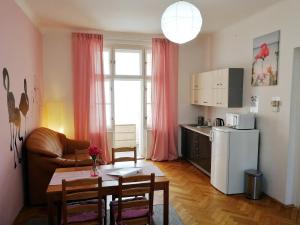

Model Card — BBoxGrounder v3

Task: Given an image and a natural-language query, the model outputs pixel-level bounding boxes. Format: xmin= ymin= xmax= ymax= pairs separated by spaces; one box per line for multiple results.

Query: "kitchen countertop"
xmin=180 ymin=124 xmax=212 ymax=137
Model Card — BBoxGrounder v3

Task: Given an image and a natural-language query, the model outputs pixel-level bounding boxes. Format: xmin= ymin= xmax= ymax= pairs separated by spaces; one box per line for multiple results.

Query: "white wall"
xmin=43 ymin=30 xmax=74 ymax=137
xmin=208 ymin=0 xmax=300 ymax=204
xmin=177 ymin=35 xmax=211 ymax=155
xmin=178 ymin=35 xmax=210 ymax=124
xmin=289 ymin=48 xmax=300 ymax=206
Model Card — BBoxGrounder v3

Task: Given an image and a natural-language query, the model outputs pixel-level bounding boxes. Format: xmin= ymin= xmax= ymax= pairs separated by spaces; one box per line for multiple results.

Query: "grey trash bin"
xmin=244 ymin=169 xmax=263 ymax=200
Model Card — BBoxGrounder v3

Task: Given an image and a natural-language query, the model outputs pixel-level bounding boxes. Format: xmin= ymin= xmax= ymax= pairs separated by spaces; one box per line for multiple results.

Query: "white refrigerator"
xmin=210 ymin=127 xmax=259 ymax=194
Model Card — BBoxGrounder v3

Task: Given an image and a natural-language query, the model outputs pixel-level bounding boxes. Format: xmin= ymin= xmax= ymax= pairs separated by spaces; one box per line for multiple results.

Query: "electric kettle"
xmin=215 ymin=118 xmax=225 ymax=126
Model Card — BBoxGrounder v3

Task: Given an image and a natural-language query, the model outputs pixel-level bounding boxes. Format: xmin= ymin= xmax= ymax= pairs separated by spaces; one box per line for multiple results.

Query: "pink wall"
xmin=0 ymin=0 xmax=42 ymax=224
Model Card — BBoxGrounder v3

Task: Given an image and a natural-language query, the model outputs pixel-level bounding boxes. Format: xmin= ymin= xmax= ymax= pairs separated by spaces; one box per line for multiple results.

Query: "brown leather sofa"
xmin=25 ymin=127 xmax=90 ymax=205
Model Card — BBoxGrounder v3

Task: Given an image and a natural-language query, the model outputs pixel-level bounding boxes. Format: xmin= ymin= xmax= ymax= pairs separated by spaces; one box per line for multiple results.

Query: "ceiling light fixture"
xmin=161 ymin=1 xmax=203 ymax=44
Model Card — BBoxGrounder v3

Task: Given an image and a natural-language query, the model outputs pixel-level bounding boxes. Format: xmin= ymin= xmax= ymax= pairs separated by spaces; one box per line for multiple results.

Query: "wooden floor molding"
xmin=14 ymin=160 xmax=300 ymax=225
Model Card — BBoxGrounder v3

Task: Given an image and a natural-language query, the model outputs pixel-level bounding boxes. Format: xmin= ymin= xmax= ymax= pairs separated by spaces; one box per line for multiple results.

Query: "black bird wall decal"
xmin=2 ymin=68 xmax=28 ymax=168
xmin=19 ymin=79 xmax=29 ymax=136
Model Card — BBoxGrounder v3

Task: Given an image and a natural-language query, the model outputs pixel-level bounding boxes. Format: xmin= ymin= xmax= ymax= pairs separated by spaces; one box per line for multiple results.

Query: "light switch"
xmin=271 ymin=97 xmax=280 ymax=112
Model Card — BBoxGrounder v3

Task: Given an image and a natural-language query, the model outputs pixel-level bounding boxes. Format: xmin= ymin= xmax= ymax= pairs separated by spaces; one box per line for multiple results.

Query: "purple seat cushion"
xmin=110 ymin=197 xmax=150 ymax=220
xmin=63 ymin=199 xmax=105 ymax=224
xmin=67 ymin=211 xmax=98 ymax=223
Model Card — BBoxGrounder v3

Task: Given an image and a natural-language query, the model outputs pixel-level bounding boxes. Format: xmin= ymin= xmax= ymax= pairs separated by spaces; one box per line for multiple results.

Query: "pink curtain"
xmin=151 ymin=38 xmax=179 ymax=161
xmin=72 ymin=33 xmax=110 ymax=162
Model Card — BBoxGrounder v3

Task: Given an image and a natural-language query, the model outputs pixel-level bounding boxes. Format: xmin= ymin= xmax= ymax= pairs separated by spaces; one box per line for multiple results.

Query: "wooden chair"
xmin=62 ymin=177 xmax=106 ymax=225
xmin=109 ymin=173 xmax=155 ymax=225
xmin=111 ymin=147 xmax=137 ymax=165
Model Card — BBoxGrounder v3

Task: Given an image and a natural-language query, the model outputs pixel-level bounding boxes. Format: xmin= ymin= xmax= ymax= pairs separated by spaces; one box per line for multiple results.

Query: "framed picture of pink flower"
xmin=252 ymin=30 xmax=280 ymax=86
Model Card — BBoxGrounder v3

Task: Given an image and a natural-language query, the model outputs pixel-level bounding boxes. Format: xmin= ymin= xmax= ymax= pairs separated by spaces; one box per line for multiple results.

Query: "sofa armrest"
xmin=48 ymin=157 xmax=93 ymax=168
xmin=47 ymin=157 xmax=78 ymax=167
xmin=64 ymin=138 xmax=90 ymax=155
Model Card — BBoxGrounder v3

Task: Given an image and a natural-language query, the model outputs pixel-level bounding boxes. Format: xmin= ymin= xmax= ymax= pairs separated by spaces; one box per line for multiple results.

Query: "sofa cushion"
xmin=26 ymin=127 xmax=64 ymax=157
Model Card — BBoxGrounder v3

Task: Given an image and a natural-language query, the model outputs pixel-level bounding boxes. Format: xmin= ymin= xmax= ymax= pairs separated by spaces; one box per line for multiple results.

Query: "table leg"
xmin=48 ymin=194 xmax=54 ymax=225
xmin=163 ymin=182 xmax=169 ymax=225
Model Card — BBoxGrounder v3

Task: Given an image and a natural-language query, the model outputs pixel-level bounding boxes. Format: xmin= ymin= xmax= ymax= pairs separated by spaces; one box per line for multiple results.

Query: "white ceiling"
xmin=16 ymin=0 xmax=282 ymax=34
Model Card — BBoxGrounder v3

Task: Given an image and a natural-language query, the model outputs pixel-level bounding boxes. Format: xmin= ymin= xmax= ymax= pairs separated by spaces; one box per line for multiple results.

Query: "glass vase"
xmin=90 ymin=159 xmax=98 ymax=177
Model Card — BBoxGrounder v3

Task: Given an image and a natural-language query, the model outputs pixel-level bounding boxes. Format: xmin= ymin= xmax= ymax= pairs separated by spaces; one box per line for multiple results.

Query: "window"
xmin=115 ymin=49 xmax=142 ymax=76
xmin=146 ymin=80 xmax=152 ymax=128
xmin=145 ymin=49 xmax=152 ymax=128
xmin=103 ymin=49 xmax=111 ymax=75
xmin=104 ymin=80 xmax=112 ymax=128
xmin=101 ymin=47 xmax=152 ymax=156
xmin=103 ymin=49 xmax=112 ymax=129
xmin=146 ymin=49 xmax=152 ymax=76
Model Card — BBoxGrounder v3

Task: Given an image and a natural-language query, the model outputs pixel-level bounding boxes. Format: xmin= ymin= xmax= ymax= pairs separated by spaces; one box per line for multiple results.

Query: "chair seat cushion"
xmin=110 ymin=197 xmax=150 ymax=220
xmin=67 ymin=211 xmax=98 ymax=223
xmin=63 ymin=199 xmax=105 ymax=224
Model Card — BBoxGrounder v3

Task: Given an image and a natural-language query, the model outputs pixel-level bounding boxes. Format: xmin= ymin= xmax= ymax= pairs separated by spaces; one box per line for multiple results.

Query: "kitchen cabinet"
xmin=191 ymin=68 xmax=244 ymax=108
xmin=181 ymin=126 xmax=211 ymax=175
xmin=192 ymin=74 xmax=199 ymax=89
xmin=212 ymin=69 xmax=229 ymax=89
xmin=191 ymin=89 xmax=199 ymax=105
xmin=191 ymin=72 xmax=213 ymax=106
xmin=191 ymin=74 xmax=199 ymax=104
xmin=212 ymin=89 xmax=228 ymax=107
xmin=199 ymin=89 xmax=212 ymax=106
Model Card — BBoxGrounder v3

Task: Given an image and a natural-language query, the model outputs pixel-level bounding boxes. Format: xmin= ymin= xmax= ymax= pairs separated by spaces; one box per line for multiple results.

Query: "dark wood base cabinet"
xmin=181 ymin=127 xmax=211 ymax=175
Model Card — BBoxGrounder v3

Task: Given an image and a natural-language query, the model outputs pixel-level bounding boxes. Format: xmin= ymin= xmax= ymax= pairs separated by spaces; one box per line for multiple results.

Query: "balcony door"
xmin=103 ymin=47 xmax=152 ymax=157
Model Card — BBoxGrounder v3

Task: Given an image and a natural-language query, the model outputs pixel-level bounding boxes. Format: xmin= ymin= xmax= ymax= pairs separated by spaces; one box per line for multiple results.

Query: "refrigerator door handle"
xmin=210 ymin=130 xmax=214 ymax=142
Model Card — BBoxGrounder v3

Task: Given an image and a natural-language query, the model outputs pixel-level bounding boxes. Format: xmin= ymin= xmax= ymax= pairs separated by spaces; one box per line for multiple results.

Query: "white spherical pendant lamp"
xmin=161 ymin=1 xmax=203 ymax=44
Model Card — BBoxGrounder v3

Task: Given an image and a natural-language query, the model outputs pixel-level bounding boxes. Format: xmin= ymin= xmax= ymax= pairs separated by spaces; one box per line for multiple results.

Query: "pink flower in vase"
xmin=88 ymin=145 xmax=102 ymax=177
xmin=88 ymin=145 xmax=101 ymax=160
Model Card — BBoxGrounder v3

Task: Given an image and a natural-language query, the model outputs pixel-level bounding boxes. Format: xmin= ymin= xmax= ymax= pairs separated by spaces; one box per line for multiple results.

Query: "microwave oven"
xmin=225 ymin=113 xmax=255 ymax=129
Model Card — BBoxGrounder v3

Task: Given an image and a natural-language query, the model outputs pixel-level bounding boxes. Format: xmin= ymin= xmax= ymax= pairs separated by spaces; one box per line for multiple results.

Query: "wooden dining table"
xmin=46 ymin=161 xmax=170 ymax=225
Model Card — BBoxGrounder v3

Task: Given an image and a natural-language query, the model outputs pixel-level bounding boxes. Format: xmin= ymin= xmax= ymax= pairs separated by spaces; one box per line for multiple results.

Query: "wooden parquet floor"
xmin=154 ymin=160 xmax=300 ymax=225
xmin=14 ymin=160 xmax=300 ymax=225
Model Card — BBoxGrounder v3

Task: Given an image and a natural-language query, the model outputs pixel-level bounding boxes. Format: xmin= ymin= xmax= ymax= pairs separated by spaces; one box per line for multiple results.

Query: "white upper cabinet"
xmin=192 ymin=74 xmax=199 ymax=89
xmin=212 ymin=89 xmax=228 ymax=107
xmin=213 ymin=69 xmax=229 ymax=89
xmin=191 ymin=74 xmax=199 ymax=104
xmin=191 ymin=68 xmax=244 ymax=108
xmin=191 ymin=89 xmax=199 ymax=105
xmin=198 ymin=72 xmax=213 ymax=106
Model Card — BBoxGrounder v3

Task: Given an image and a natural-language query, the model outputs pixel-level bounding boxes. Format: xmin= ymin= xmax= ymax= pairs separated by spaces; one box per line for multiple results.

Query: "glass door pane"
xmin=115 ymin=49 xmax=142 ymax=76
xmin=114 ymin=80 xmax=143 ymax=156
xmin=103 ymin=49 xmax=111 ymax=76
xmin=146 ymin=49 xmax=152 ymax=76
xmin=104 ymin=80 xmax=112 ymax=129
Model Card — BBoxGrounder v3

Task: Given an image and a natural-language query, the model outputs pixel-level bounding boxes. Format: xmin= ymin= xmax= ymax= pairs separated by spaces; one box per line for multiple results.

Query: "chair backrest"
xmin=117 ymin=173 xmax=155 ymax=224
xmin=62 ymin=177 xmax=103 ymax=225
xmin=112 ymin=147 xmax=137 ymax=165
xmin=75 ymin=149 xmax=92 ymax=167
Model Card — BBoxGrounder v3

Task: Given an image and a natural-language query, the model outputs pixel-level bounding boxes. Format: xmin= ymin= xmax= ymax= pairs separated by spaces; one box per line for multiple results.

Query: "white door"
xmin=211 ymin=129 xmax=230 ymax=194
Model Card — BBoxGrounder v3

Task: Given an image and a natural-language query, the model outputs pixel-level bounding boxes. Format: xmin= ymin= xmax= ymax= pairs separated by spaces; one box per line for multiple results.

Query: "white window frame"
xmin=104 ymin=45 xmax=152 ymax=130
